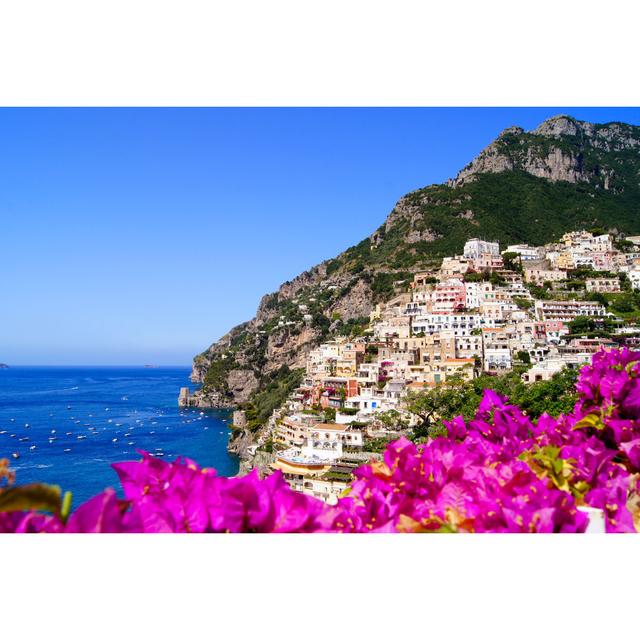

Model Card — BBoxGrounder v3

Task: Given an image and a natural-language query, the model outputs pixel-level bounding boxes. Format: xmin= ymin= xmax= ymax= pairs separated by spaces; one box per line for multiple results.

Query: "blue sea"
xmin=0 ymin=367 xmax=239 ymax=504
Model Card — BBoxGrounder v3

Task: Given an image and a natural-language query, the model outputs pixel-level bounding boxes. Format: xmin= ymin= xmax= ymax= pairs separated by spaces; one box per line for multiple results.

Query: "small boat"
xmin=121 ymin=396 xmax=128 ymax=401
xmin=67 ymin=406 xmax=72 ymax=410
xmin=29 ymin=445 xmax=36 ymax=450
xmin=19 ymin=437 xmax=29 ymax=442
xmin=112 ymin=438 xmax=118 ymax=443
xmin=11 ymin=452 xmax=19 ymax=459
xmin=63 ymin=449 xmax=71 ymax=453
xmin=77 ymin=435 xmax=87 ymax=440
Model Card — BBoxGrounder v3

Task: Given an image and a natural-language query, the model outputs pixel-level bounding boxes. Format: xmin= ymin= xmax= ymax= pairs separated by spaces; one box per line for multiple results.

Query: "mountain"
xmin=186 ymin=114 xmax=640 ymax=427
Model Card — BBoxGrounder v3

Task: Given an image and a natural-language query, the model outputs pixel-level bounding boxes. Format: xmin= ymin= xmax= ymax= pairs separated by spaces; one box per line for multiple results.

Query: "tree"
xmin=517 ymin=350 xmax=531 ymax=365
xmin=610 ymin=293 xmax=636 ymax=314
xmin=405 ymin=375 xmax=475 ymax=440
xmin=584 ymin=291 xmax=608 ymax=307
xmin=513 ymin=297 xmax=533 ymax=310
xmin=502 ymin=251 xmax=522 ymax=272
xmin=323 ymin=407 xmax=337 ymax=423
xmin=463 ymin=271 xmax=484 ymax=283
xmin=376 ymin=409 xmax=410 ymax=430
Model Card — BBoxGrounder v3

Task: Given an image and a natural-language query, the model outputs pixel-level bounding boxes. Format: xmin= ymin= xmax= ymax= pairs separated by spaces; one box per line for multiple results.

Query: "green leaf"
xmin=60 ymin=491 xmax=73 ymax=522
xmin=0 ymin=483 xmax=62 ymax=514
xmin=573 ymin=413 xmax=605 ymax=431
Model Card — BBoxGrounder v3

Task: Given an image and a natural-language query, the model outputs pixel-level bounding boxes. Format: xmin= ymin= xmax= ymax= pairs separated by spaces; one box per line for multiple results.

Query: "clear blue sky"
xmin=2 ymin=107 xmax=639 ymax=365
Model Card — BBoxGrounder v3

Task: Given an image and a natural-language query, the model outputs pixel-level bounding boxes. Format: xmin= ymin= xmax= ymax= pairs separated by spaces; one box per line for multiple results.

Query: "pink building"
xmin=432 ymin=279 xmax=467 ymax=312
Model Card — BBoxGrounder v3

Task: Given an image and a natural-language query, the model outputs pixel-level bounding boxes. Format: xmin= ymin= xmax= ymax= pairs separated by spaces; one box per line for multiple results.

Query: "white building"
xmin=463 ymin=238 xmax=500 ymax=259
xmin=534 ymin=300 xmax=607 ymax=322
xmin=411 ymin=313 xmax=500 ymax=336
xmin=628 ymin=269 xmax=640 ymax=290
xmin=483 ymin=345 xmax=512 ymax=372
xmin=505 ymin=244 xmax=542 ymax=261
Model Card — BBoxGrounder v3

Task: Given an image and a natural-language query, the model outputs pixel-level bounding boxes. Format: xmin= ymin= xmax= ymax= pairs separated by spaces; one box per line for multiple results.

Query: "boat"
xmin=63 ymin=449 xmax=71 ymax=453
xmin=11 ymin=452 xmax=19 ymax=459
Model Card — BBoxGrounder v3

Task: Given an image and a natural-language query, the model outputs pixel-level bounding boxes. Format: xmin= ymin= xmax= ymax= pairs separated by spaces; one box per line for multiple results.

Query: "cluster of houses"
xmin=255 ymin=232 xmax=640 ymax=504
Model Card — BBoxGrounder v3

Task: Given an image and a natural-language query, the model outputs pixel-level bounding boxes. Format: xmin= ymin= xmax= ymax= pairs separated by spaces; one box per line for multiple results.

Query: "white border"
xmin=3 ymin=534 xmax=640 ymax=637
xmin=0 ymin=0 xmax=637 ymax=105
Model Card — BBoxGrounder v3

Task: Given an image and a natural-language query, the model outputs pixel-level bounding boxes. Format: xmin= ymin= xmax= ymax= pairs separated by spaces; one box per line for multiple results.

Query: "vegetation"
xmin=335 ymin=316 xmax=369 ymax=337
xmin=405 ymin=368 xmax=579 ymax=441
xmin=363 ymin=436 xmax=397 ymax=453
xmin=567 ymin=315 xmax=619 ymax=338
xmin=242 ymin=366 xmax=304 ymax=431
xmin=323 ymin=407 xmax=337 ymax=423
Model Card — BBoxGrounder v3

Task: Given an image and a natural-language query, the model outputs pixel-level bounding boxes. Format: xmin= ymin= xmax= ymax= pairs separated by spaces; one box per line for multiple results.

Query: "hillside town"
xmin=233 ymin=230 xmax=640 ymax=504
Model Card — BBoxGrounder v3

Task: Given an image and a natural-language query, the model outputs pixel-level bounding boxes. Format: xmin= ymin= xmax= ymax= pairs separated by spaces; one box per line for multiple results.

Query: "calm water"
xmin=0 ymin=367 xmax=238 ymax=504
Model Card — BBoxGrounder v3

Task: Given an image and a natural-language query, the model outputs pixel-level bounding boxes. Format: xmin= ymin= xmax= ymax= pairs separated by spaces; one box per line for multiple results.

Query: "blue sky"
xmin=2 ymin=107 xmax=640 ymax=365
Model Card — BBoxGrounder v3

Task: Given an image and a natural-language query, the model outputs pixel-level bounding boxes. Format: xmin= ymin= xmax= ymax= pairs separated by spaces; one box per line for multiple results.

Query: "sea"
xmin=0 ymin=367 xmax=239 ymax=504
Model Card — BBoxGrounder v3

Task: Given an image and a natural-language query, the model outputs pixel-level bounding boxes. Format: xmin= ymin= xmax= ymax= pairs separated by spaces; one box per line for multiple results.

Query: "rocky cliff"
xmin=187 ymin=115 xmax=640 ymax=426
xmin=453 ymin=115 xmax=639 ymax=189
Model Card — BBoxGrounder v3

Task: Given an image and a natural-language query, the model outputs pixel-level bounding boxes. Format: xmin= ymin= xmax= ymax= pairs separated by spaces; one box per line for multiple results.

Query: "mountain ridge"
xmin=186 ymin=115 xmax=640 ymax=425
